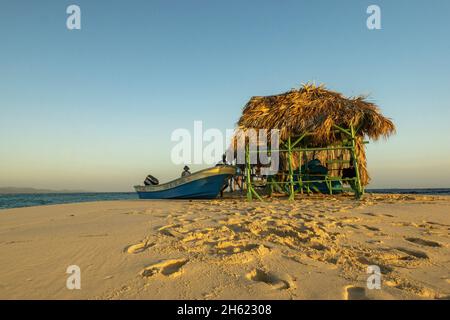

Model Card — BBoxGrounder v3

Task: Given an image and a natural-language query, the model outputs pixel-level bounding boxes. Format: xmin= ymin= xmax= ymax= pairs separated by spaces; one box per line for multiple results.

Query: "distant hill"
xmin=0 ymin=187 xmax=89 ymax=194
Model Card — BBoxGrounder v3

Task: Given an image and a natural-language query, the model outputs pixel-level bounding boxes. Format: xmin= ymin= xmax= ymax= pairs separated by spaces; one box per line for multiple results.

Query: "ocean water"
xmin=0 ymin=189 xmax=449 ymax=210
xmin=0 ymin=192 xmax=138 ymax=210
xmin=366 ymin=188 xmax=450 ymax=195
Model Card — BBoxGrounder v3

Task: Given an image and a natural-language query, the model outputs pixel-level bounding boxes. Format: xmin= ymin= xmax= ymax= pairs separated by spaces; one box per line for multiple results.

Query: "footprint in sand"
xmin=5 ymin=240 xmax=32 ymax=245
xmin=405 ymin=237 xmax=442 ymax=247
xmin=140 ymin=258 xmax=188 ymax=278
xmin=361 ymin=212 xmax=377 ymax=217
xmin=385 ymin=278 xmax=438 ymax=298
xmin=80 ymin=233 xmax=109 ymax=238
xmin=215 ymin=242 xmax=259 ymax=255
xmin=395 ymin=247 xmax=429 ymax=260
xmin=426 ymin=221 xmax=449 ymax=227
xmin=362 ymin=225 xmax=381 ymax=232
xmin=391 ymin=221 xmax=413 ymax=227
xmin=246 ymin=268 xmax=291 ymax=290
xmin=125 ymin=240 xmax=154 ymax=254
xmin=158 ymin=224 xmax=184 ymax=237
xmin=344 ymin=286 xmax=369 ymax=300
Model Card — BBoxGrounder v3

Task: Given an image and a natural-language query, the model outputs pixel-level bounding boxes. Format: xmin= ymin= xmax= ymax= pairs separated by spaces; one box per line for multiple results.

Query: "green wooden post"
xmin=268 ymin=176 xmax=273 ymax=197
xmin=287 ymin=136 xmax=295 ymax=200
xmin=298 ymin=152 xmax=304 ymax=194
xmin=326 ymin=178 xmax=332 ymax=195
xmin=245 ymin=143 xmax=252 ymax=201
xmin=350 ymin=126 xmax=363 ymax=199
xmin=267 ymin=147 xmax=273 ymax=197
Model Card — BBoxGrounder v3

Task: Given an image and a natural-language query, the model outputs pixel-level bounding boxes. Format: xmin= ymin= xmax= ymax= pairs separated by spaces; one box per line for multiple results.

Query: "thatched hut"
xmin=232 ymin=83 xmax=395 ymax=199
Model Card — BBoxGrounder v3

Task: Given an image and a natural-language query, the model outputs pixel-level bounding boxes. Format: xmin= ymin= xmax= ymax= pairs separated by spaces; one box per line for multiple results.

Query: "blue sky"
xmin=1 ymin=0 xmax=449 ymax=191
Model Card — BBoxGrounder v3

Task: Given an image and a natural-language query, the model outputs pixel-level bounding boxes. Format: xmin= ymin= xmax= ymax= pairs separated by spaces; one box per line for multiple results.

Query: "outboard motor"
xmin=144 ymin=174 xmax=159 ymax=186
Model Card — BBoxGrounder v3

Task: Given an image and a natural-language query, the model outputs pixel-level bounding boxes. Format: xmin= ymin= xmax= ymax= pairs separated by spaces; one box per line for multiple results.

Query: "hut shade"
xmin=234 ymin=83 xmax=396 ymax=186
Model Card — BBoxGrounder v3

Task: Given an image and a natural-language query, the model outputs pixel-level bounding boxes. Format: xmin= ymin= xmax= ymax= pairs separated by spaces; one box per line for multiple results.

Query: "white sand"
xmin=0 ymin=194 xmax=449 ymax=300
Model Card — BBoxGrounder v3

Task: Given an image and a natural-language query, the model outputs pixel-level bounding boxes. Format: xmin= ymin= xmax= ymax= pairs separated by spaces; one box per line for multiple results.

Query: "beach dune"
xmin=0 ymin=194 xmax=449 ymax=300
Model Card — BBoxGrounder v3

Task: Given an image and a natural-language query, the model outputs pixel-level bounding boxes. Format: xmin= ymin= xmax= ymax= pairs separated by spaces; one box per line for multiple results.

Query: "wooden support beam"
xmin=245 ymin=143 xmax=252 ymax=201
xmin=332 ymin=124 xmax=352 ymax=137
xmin=350 ymin=125 xmax=363 ymax=199
xmin=287 ymin=136 xmax=295 ymax=200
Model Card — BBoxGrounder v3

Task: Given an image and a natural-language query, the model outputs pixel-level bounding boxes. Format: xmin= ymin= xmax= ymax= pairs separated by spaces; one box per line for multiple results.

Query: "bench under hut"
xmin=232 ymin=83 xmax=396 ymax=200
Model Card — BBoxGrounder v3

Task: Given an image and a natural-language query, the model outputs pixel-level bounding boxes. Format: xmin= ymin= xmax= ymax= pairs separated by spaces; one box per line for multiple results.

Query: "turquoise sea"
xmin=0 ymin=189 xmax=449 ymax=210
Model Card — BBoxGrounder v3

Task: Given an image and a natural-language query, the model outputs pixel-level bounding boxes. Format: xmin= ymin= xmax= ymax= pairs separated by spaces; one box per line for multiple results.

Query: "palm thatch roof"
xmin=237 ymin=83 xmax=395 ymax=144
xmin=234 ymin=83 xmax=396 ymax=186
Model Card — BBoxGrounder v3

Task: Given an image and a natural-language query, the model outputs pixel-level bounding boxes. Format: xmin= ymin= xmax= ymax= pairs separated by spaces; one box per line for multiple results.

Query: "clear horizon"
xmin=1 ymin=0 xmax=450 ymax=192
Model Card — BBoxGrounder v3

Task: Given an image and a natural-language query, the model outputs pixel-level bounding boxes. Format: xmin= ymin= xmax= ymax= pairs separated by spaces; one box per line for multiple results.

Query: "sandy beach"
xmin=0 ymin=194 xmax=449 ymax=300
